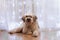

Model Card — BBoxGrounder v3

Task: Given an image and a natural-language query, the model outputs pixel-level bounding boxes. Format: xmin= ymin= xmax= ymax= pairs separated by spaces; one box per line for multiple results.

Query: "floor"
xmin=0 ymin=30 xmax=59 ymax=40
xmin=0 ymin=30 xmax=41 ymax=40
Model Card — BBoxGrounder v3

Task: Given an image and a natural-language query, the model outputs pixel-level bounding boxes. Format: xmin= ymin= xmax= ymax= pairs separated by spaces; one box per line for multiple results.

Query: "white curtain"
xmin=0 ymin=0 xmax=60 ymax=40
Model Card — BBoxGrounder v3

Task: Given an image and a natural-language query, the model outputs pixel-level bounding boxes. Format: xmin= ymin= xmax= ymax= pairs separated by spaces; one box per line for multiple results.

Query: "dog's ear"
xmin=22 ymin=16 xmax=25 ymax=22
xmin=33 ymin=15 xmax=37 ymax=21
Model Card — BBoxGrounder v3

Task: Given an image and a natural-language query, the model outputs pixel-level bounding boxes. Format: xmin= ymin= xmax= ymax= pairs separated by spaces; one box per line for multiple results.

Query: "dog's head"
xmin=22 ymin=15 xmax=37 ymax=23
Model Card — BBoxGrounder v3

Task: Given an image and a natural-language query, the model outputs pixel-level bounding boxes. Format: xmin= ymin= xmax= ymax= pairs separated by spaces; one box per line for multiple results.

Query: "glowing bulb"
xmin=56 ymin=23 xmax=60 ymax=28
xmin=36 ymin=2 xmax=39 ymax=5
xmin=13 ymin=11 xmax=15 ymax=15
xmin=19 ymin=9 xmax=21 ymax=12
xmin=13 ymin=3 xmax=15 ymax=7
xmin=12 ymin=0 xmax=15 ymax=7
xmin=23 ymin=1 xmax=26 ymax=4
xmin=57 ymin=31 xmax=60 ymax=37
xmin=19 ymin=16 xmax=21 ymax=18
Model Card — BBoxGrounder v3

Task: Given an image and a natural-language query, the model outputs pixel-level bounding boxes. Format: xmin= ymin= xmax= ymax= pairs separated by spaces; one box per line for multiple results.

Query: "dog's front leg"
xmin=9 ymin=27 xmax=22 ymax=34
xmin=22 ymin=27 xmax=28 ymax=34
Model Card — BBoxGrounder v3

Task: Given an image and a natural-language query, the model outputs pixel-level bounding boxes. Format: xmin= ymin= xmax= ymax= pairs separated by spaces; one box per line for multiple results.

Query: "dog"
xmin=9 ymin=14 xmax=40 ymax=37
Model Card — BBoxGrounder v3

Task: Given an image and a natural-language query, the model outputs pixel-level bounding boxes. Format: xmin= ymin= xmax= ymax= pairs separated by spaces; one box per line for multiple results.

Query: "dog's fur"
xmin=9 ymin=14 xmax=40 ymax=37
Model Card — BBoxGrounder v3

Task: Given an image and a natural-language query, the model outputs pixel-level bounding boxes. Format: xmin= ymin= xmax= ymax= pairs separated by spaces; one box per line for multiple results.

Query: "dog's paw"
xmin=8 ymin=30 xmax=16 ymax=34
xmin=26 ymin=32 xmax=32 ymax=35
xmin=32 ymin=31 xmax=39 ymax=37
xmin=8 ymin=31 xmax=14 ymax=34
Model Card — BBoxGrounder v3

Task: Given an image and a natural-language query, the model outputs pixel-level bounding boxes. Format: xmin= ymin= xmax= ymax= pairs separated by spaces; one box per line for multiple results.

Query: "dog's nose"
xmin=27 ymin=18 xmax=31 ymax=22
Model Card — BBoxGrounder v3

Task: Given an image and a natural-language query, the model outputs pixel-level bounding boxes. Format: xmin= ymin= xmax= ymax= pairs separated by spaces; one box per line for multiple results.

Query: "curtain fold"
xmin=0 ymin=0 xmax=60 ymax=34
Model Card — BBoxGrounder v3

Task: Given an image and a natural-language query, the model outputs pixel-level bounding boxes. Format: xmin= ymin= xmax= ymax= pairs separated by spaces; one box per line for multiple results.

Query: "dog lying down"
xmin=9 ymin=14 xmax=40 ymax=37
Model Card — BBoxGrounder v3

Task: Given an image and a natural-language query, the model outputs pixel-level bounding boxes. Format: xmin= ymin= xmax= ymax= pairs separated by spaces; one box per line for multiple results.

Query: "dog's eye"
xmin=26 ymin=15 xmax=32 ymax=18
xmin=26 ymin=16 xmax=28 ymax=17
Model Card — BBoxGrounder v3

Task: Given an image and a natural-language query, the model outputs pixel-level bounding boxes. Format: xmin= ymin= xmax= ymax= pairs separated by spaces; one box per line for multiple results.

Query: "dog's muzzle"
xmin=27 ymin=18 xmax=31 ymax=22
